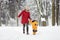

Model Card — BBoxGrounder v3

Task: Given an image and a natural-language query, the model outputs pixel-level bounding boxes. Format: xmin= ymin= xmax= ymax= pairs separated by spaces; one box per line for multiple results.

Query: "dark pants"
xmin=33 ymin=30 xmax=37 ymax=32
xmin=23 ymin=23 xmax=29 ymax=34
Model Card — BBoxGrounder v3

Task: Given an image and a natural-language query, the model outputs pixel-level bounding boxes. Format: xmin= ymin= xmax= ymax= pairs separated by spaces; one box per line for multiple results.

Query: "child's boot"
xmin=33 ymin=32 xmax=35 ymax=35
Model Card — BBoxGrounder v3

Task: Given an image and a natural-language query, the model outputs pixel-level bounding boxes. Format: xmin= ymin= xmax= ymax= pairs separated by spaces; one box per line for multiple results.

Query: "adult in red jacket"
xmin=18 ymin=8 xmax=31 ymax=34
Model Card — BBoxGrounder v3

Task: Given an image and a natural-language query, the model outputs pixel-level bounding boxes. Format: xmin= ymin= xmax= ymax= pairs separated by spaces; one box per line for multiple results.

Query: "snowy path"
xmin=0 ymin=26 xmax=60 ymax=40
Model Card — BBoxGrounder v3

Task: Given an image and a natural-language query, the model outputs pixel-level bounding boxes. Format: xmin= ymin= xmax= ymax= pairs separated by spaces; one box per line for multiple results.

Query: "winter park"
xmin=0 ymin=0 xmax=60 ymax=40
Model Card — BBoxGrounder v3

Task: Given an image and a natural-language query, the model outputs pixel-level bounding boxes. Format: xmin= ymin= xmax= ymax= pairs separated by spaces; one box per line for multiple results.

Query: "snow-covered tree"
xmin=52 ymin=0 xmax=55 ymax=26
xmin=0 ymin=1 xmax=2 ymax=26
xmin=56 ymin=0 xmax=59 ymax=25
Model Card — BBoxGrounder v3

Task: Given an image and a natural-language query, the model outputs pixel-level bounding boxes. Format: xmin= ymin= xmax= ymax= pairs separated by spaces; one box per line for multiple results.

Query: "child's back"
xmin=29 ymin=20 xmax=38 ymax=35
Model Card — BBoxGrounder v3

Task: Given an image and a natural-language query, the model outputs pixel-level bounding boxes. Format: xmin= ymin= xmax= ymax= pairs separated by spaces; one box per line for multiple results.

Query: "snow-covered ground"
xmin=0 ymin=0 xmax=60 ymax=40
xmin=0 ymin=26 xmax=60 ymax=40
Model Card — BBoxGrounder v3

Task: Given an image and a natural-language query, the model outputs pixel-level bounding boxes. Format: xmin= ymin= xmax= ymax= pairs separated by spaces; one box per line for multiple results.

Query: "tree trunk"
xmin=0 ymin=12 xmax=1 ymax=26
xmin=16 ymin=1 xmax=19 ymax=26
xmin=0 ymin=2 xmax=1 ymax=26
xmin=56 ymin=0 xmax=59 ymax=25
xmin=46 ymin=0 xmax=48 ymax=26
xmin=52 ymin=0 xmax=55 ymax=26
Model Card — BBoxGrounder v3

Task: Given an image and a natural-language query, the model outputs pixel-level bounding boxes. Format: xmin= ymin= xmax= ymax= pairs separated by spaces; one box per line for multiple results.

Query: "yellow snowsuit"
xmin=29 ymin=20 xmax=38 ymax=35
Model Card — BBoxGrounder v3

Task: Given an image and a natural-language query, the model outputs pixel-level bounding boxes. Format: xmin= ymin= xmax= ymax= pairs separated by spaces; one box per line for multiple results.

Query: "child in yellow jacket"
xmin=29 ymin=20 xmax=38 ymax=35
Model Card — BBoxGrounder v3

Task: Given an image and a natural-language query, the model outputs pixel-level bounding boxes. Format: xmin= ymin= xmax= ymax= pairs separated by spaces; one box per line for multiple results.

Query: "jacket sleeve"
xmin=18 ymin=11 xmax=23 ymax=18
xmin=28 ymin=12 xmax=31 ymax=19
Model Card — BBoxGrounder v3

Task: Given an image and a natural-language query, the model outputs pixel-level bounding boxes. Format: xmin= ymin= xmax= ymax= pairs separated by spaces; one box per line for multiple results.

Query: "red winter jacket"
xmin=18 ymin=10 xmax=31 ymax=24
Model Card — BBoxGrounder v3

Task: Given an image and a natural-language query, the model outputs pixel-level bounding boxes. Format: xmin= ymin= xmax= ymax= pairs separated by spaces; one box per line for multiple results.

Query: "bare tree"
xmin=0 ymin=1 xmax=1 ymax=26
xmin=52 ymin=0 xmax=55 ymax=26
xmin=56 ymin=0 xmax=59 ymax=25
